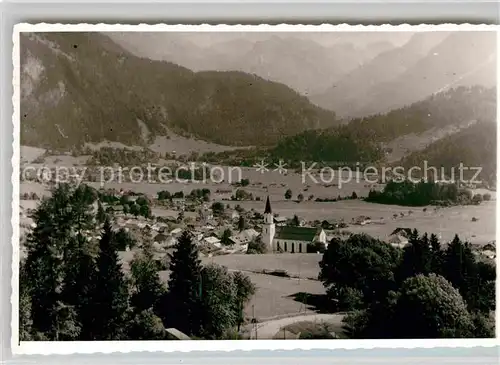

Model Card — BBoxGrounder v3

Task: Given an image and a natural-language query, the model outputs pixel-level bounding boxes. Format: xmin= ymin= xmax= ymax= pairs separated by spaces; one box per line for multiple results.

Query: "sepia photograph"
xmin=13 ymin=24 xmax=497 ymax=349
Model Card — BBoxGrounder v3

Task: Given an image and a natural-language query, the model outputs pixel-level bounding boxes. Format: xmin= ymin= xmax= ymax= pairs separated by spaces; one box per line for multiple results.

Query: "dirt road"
xmin=246 ymin=313 xmax=344 ymax=339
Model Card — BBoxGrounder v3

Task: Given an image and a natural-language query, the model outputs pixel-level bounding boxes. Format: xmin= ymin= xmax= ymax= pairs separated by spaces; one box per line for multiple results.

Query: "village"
xmin=19 ymin=166 xmax=496 ymax=264
xmin=18 ymin=151 xmax=496 ymax=330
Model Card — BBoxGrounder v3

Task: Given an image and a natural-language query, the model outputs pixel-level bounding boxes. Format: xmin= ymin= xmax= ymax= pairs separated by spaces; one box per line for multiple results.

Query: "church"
xmin=261 ymin=196 xmax=327 ymax=253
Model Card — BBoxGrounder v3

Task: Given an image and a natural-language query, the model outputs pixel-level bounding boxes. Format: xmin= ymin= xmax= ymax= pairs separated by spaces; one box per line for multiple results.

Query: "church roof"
xmin=264 ymin=196 xmax=272 ymax=214
xmin=274 ymin=226 xmax=320 ymax=242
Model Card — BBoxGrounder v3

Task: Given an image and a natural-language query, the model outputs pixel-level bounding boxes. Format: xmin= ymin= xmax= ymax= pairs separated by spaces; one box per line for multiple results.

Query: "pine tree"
xmin=96 ymin=200 xmax=106 ymax=223
xmin=165 ymin=231 xmax=203 ymax=336
xmin=237 ymin=216 xmax=246 ymax=232
xmin=443 ymin=235 xmax=471 ymax=289
xmin=24 ymin=184 xmax=75 ymax=338
xmin=443 ymin=235 xmax=478 ymax=309
xmin=90 ymin=217 xmax=130 ymax=340
xmin=398 ymin=230 xmax=432 ymax=282
xmin=53 ymin=301 xmax=82 ymax=341
xmin=61 ymin=233 xmax=98 ymax=340
xmin=429 ymin=233 xmax=443 ymax=274
xmin=130 ymin=229 xmax=166 ymax=315
xmin=19 ymin=261 xmax=33 ymax=340
xmin=221 ymin=228 xmax=232 ymax=246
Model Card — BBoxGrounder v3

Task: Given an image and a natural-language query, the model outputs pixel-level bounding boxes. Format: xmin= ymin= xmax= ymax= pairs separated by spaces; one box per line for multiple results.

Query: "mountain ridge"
xmin=312 ymin=31 xmax=496 ymax=117
xmin=20 ymin=32 xmax=338 ymax=149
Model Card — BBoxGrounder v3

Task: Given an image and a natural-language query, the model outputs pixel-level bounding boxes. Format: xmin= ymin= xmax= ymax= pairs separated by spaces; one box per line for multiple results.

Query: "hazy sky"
xmin=109 ymin=31 xmax=416 ymax=49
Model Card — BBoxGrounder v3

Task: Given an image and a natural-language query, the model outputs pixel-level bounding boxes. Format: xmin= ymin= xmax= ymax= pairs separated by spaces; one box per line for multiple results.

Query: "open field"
xmin=238 ymin=271 xmax=325 ymax=320
xmin=155 ymin=265 xmax=324 ymax=321
xmin=120 ymin=258 xmax=326 ymax=321
xmin=347 ymin=200 xmax=496 ymax=245
xmin=19 ymin=179 xmax=496 ymax=246
xmin=119 ymin=251 xmax=325 ymax=320
xmin=204 ymin=253 xmax=322 ymax=280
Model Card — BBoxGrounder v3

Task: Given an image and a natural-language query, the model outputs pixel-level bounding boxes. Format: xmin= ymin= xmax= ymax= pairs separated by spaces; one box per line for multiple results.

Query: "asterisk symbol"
xmin=254 ymin=159 xmax=269 ymax=174
xmin=274 ymin=159 xmax=287 ymax=174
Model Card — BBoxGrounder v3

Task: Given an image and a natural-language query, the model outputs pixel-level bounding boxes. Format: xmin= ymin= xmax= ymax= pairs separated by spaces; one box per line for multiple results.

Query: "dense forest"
xmin=366 ymin=180 xmax=487 ymax=207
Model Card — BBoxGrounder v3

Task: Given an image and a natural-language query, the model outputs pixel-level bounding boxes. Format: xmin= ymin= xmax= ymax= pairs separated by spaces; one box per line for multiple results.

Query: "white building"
xmin=261 ymin=197 xmax=326 ymax=253
xmin=204 ymin=236 xmax=221 ymax=247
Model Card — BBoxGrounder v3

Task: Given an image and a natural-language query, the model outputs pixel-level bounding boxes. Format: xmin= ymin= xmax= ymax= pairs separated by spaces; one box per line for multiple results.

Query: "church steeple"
xmin=264 ymin=196 xmax=272 ymax=214
xmin=262 ymin=196 xmax=275 ymax=248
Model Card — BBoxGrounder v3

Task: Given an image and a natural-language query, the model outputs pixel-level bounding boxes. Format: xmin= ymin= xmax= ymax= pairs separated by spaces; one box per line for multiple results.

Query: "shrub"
xmin=246 ymin=238 xmax=268 ymax=254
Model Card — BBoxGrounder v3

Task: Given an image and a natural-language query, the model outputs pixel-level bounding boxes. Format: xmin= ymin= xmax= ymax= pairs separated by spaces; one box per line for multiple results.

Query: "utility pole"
xmin=252 ymin=304 xmax=257 ymax=340
xmin=298 ymin=255 xmax=301 ymax=286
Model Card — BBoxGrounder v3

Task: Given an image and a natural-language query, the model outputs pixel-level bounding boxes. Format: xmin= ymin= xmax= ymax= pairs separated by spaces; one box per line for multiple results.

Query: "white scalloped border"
xmin=10 ymin=23 xmax=500 ymax=33
xmin=11 ymin=22 xmax=500 ymax=355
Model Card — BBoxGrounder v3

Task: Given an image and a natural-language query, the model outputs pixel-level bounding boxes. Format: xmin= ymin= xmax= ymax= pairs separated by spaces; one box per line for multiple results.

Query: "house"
xmin=481 ymin=250 xmax=496 ymax=259
xmin=352 ymin=215 xmax=371 ymax=225
xmin=388 ymin=234 xmax=409 ymax=248
xmin=482 ymin=241 xmax=496 ymax=252
xmin=390 ymin=228 xmax=413 ymax=238
xmin=153 ymin=233 xmax=169 ymax=244
xmin=172 ymin=197 xmax=186 ymax=206
xmin=201 ymin=224 xmax=216 ymax=231
xmin=193 ymin=232 xmax=204 ymax=242
xmin=204 ymin=236 xmax=221 ymax=247
xmin=230 ymin=228 xmax=259 ymax=245
xmin=261 ymin=197 xmax=326 ymax=253
xmin=274 ymin=216 xmax=287 ymax=226
xmin=199 ymin=208 xmax=213 ymax=222
xmin=126 ymin=195 xmax=140 ymax=203
xmin=170 ymin=227 xmax=182 ymax=236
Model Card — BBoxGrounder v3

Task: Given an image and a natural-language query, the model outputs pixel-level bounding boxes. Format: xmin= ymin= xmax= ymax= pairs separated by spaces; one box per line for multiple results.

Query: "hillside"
xmin=398 ymin=121 xmax=497 ymax=185
xmin=346 ymin=86 xmax=496 ymax=143
xmin=203 ymin=86 xmax=496 ymax=167
xmin=109 ymin=33 xmax=399 ymax=95
xmin=269 ymin=126 xmax=384 ymax=166
xmin=20 ymin=32 xmax=337 ymax=149
xmin=311 ymin=32 xmax=450 ymax=116
xmin=312 ymin=31 xmax=496 ymax=117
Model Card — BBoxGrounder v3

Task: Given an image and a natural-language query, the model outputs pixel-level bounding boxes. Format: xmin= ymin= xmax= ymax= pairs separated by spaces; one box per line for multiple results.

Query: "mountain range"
xmin=20 ymin=32 xmax=338 ymax=149
xmin=108 ymin=32 xmax=404 ymax=96
xmin=312 ymin=31 xmax=496 ymax=117
xmin=20 ymin=31 xmax=497 ymax=176
xmin=266 ymin=86 xmax=496 ymax=165
xmin=110 ymin=31 xmax=496 ymax=118
xmin=399 ymin=121 xmax=496 ymax=184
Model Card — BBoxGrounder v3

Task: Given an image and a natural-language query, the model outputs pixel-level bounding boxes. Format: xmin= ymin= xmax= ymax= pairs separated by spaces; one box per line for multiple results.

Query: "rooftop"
xmin=274 ymin=226 xmax=320 ymax=242
xmin=264 ymin=196 xmax=272 ymax=214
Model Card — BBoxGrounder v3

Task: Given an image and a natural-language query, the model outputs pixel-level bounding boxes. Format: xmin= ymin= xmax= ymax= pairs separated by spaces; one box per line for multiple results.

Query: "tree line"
xmin=366 ymin=179 xmax=486 ymax=207
xmin=20 ymin=183 xmax=255 ymax=341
